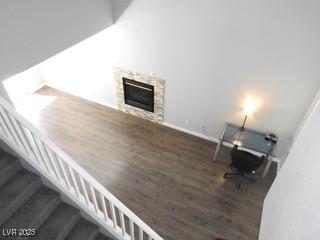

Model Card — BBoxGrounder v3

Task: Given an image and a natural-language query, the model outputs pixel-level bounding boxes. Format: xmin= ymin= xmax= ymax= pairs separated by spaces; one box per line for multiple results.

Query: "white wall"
xmin=259 ymin=89 xmax=320 ymax=240
xmin=40 ymin=26 xmax=120 ymax=108
xmin=38 ymin=0 xmax=320 ymax=161
xmin=293 ymin=88 xmax=320 ymax=142
xmin=112 ymin=0 xmax=320 ymax=160
xmin=0 ymin=0 xmax=113 ymax=101
xmin=2 ymin=65 xmax=44 ymax=103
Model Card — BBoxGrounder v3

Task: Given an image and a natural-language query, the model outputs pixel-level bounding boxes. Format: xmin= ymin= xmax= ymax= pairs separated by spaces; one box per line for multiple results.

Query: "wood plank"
xmin=18 ymin=86 xmax=277 ymax=240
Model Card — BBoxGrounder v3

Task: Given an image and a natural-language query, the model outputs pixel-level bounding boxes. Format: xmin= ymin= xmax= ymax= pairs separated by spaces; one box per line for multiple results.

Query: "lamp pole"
xmin=239 ymin=114 xmax=247 ymax=132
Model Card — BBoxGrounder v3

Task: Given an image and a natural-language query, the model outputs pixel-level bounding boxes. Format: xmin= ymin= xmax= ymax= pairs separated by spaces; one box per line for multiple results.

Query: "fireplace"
xmin=123 ymin=78 xmax=154 ymax=112
xmin=115 ymin=67 xmax=164 ymax=122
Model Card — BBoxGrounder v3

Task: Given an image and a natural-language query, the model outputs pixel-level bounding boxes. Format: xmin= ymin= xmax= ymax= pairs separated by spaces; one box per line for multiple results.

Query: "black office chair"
xmin=223 ymin=145 xmax=265 ymax=188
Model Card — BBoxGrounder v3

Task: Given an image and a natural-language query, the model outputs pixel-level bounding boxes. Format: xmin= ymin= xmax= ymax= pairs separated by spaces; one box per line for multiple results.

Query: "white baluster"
xmin=68 ymin=166 xmax=81 ymax=198
xmin=0 ymin=112 xmax=9 ymax=138
xmin=45 ymin=148 xmax=62 ymax=181
xmin=57 ymin=157 xmax=71 ymax=190
xmin=39 ymin=142 xmax=55 ymax=176
xmin=110 ymin=203 xmax=117 ymax=228
xmin=14 ymin=122 xmax=37 ymax=160
xmin=130 ymin=219 xmax=135 ymax=240
xmin=80 ymin=176 xmax=90 ymax=206
xmin=0 ymin=108 xmax=20 ymax=146
xmin=20 ymin=127 xmax=42 ymax=165
xmin=120 ymin=211 xmax=126 ymax=237
xmin=28 ymin=132 xmax=47 ymax=169
xmin=90 ymin=184 xmax=99 ymax=214
xmin=100 ymin=193 xmax=109 ymax=222
xmin=139 ymin=228 xmax=143 ymax=240
xmin=0 ymin=95 xmax=164 ymax=240
xmin=7 ymin=115 xmax=30 ymax=154
xmin=31 ymin=134 xmax=51 ymax=173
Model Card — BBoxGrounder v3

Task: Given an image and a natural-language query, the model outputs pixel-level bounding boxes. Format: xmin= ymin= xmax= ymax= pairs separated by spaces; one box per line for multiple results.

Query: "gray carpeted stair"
xmin=0 ymin=151 xmax=21 ymax=187
xmin=0 ymin=150 xmax=114 ymax=240
xmin=65 ymin=219 xmax=99 ymax=240
xmin=96 ymin=233 xmax=115 ymax=240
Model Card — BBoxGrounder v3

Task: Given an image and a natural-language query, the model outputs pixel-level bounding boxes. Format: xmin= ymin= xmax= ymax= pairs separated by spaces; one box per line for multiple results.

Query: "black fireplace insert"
xmin=123 ymin=78 xmax=154 ymax=112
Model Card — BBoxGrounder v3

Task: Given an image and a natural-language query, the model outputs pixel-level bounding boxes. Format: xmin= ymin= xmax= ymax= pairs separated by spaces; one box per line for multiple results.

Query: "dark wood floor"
xmin=17 ymin=86 xmax=276 ymax=240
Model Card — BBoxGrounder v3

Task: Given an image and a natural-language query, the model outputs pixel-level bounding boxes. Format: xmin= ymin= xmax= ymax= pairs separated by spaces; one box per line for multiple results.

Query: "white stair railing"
xmin=0 ymin=96 xmax=163 ymax=240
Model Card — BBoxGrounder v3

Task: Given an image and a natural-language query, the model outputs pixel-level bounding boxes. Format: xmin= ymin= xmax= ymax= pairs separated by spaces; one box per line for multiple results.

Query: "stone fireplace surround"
xmin=114 ymin=67 xmax=165 ymax=123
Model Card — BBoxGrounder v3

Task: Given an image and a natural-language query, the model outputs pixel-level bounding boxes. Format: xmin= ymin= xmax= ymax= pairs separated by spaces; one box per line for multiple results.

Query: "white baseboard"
xmin=94 ymin=100 xmax=119 ymax=110
xmin=162 ymin=121 xmax=281 ymax=173
xmin=29 ymin=82 xmax=46 ymax=95
xmin=37 ymin=85 xmax=281 ymax=173
xmin=162 ymin=121 xmax=219 ymax=143
xmin=44 ymin=83 xmax=119 ymax=110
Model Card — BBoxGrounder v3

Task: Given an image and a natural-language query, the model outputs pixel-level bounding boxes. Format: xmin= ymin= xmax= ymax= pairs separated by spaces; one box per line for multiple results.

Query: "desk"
xmin=213 ymin=123 xmax=276 ymax=177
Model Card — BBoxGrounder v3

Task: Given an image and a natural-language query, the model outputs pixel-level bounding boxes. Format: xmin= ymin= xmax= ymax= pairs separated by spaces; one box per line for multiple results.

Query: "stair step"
xmin=95 ymin=233 xmax=114 ymax=240
xmin=65 ymin=218 xmax=99 ymax=240
xmin=0 ymin=170 xmax=41 ymax=225
xmin=0 ymin=151 xmax=11 ymax=168
xmin=1 ymin=187 xmax=61 ymax=239
xmin=0 ymin=153 xmax=21 ymax=187
xmin=36 ymin=203 xmax=80 ymax=240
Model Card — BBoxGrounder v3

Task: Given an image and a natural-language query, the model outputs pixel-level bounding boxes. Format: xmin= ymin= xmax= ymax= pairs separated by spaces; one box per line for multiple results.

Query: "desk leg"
xmin=213 ymin=140 xmax=222 ymax=162
xmin=262 ymin=157 xmax=273 ymax=178
xmin=213 ymin=123 xmax=227 ymax=162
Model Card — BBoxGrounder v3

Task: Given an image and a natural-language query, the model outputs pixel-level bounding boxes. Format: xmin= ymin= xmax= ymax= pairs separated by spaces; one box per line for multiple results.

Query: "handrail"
xmin=0 ymin=96 xmax=163 ymax=240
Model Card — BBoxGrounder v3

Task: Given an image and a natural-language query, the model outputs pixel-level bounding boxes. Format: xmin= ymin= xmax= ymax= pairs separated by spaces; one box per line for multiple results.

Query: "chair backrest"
xmin=230 ymin=146 xmax=265 ymax=173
